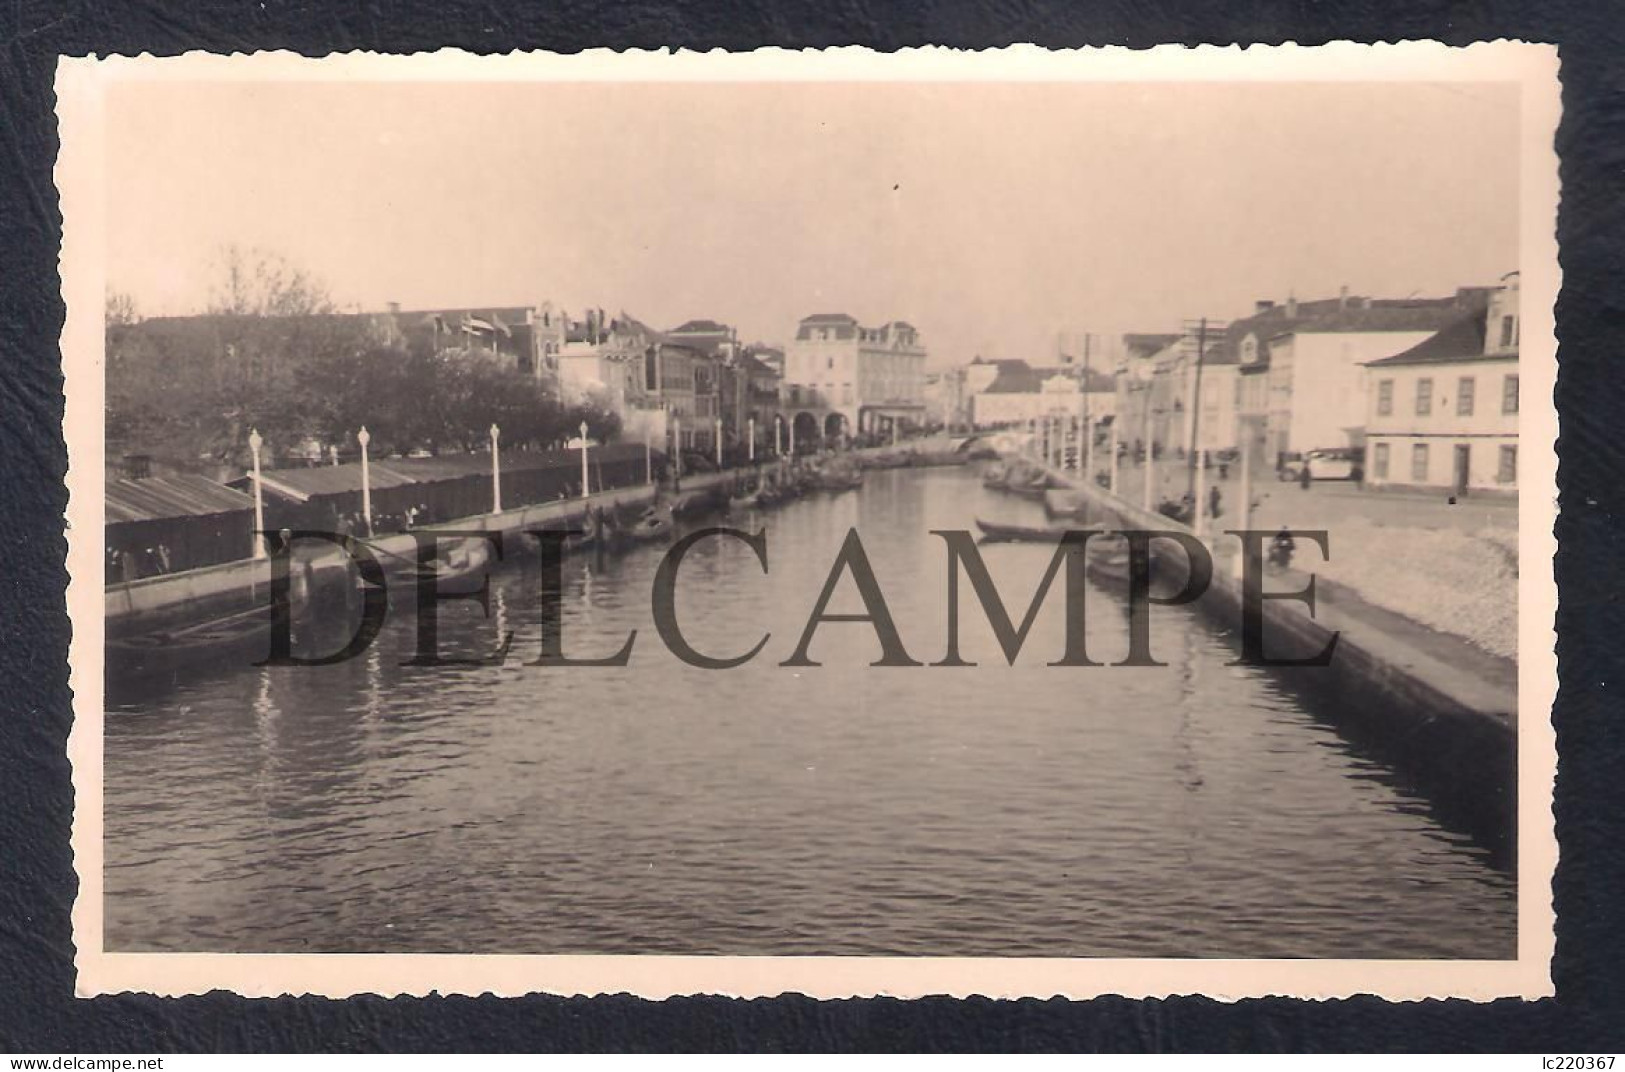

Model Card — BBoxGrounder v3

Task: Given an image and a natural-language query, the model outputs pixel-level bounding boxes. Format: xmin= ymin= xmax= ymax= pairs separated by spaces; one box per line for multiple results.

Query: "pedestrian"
xmin=1270 ymin=526 xmax=1297 ymax=570
xmin=1299 ymin=461 xmax=1312 ymax=491
xmin=1208 ymin=484 xmax=1222 ymax=520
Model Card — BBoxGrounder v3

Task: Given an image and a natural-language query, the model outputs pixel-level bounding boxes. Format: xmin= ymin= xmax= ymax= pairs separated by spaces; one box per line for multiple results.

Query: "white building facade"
xmin=785 ymin=314 xmax=928 ymax=435
xmin=1362 ymin=273 xmax=1520 ymax=496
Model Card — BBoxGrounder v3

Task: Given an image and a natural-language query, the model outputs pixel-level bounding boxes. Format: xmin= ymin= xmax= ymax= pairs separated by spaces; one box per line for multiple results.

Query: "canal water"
xmin=104 ymin=466 xmax=1516 ymax=957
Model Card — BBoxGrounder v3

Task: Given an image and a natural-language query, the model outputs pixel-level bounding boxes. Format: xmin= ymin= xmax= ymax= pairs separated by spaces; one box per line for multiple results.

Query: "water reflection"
xmin=104 ymin=467 xmax=1516 ymax=957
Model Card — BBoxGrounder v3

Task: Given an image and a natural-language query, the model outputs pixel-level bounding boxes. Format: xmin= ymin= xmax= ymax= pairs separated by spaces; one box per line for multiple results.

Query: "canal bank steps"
xmin=1033 ymin=458 xmax=1517 ymax=853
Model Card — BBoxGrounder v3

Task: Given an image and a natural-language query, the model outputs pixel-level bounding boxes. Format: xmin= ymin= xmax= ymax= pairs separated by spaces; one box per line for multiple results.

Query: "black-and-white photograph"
xmin=62 ymin=46 xmax=1558 ymax=999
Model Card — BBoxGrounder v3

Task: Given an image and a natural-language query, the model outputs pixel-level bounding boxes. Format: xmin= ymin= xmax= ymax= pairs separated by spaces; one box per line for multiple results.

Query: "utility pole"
xmin=1082 ymin=333 xmax=1092 ymax=478
xmin=1186 ymin=318 xmax=1215 ymax=501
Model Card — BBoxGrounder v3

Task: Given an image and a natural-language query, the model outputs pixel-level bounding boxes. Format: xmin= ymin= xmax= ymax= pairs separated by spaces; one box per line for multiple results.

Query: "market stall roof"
xmin=228 ymin=443 xmax=662 ymax=502
xmin=107 ymin=474 xmax=256 ymax=524
xmin=225 ymin=461 xmax=418 ymax=503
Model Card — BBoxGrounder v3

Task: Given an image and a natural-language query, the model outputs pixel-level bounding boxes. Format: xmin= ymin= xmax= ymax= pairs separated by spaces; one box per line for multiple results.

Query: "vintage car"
xmin=1280 ymin=446 xmax=1365 ymax=482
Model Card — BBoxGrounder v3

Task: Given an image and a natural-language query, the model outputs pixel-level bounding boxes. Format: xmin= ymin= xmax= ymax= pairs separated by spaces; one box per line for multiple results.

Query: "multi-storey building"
xmin=785 ymin=314 xmax=927 ymax=437
xmin=373 ymin=303 xmax=566 ymax=381
xmin=1361 ymin=272 xmax=1520 ymax=496
xmin=924 ymin=366 xmax=971 ymax=431
xmin=969 ymin=360 xmax=1117 ymax=429
xmin=1231 ymin=289 xmax=1490 ymax=471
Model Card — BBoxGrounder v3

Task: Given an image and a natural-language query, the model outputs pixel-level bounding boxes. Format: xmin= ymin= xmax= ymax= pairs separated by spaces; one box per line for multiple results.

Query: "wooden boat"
xmin=975 ymin=517 xmax=1086 ymax=544
xmin=383 ymin=537 xmax=493 ymax=595
xmin=1043 ymin=489 xmax=1091 ymax=520
xmin=1084 ymin=542 xmax=1134 ymax=585
xmin=107 ymin=601 xmax=283 ymax=692
xmin=1005 ymin=473 xmax=1054 ymax=500
xmin=729 ymin=488 xmax=762 ymax=510
xmin=625 ymin=507 xmax=674 ymax=543
xmin=815 ymin=469 xmax=864 ymax=492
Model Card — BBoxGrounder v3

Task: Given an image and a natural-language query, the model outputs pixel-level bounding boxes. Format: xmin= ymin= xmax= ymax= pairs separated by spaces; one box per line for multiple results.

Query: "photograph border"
xmin=1 ymin=0 xmax=1618 ymax=1049
xmin=60 ymin=42 xmax=1560 ymax=1002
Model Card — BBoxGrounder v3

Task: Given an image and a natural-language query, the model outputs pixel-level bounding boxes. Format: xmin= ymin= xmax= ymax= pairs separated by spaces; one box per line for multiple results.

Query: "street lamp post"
xmin=248 ymin=428 xmax=265 ymax=559
xmin=645 ymin=431 xmax=653 ymax=485
xmin=1143 ymin=408 xmax=1157 ymax=513
xmin=490 ymin=423 xmax=502 ymax=514
xmin=773 ymin=416 xmax=782 ymax=457
xmin=1194 ymin=434 xmax=1207 ymax=538
xmin=672 ymin=415 xmax=682 ymax=482
xmin=1109 ymin=417 xmax=1119 ymax=495
xmin=578 ymin=420 xmax=590 ymax=500
xmin=748 ymin=417 xmax=756 ymax=463
xmin=715 ymin=417 xmax=723 ymax=469
xmin=357 ymin=426 xmax=373 ymax=536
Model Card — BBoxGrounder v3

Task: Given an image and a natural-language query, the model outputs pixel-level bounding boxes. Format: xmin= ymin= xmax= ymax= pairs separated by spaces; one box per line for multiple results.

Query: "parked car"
xmin=1282 ymin=446 xmax=1365 ymax=482
xmin=1276 ymin=451 xmax=1306 ymax=481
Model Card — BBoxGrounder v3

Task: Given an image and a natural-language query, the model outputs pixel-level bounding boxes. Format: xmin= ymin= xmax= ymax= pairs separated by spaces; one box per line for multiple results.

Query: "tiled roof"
xmin=1291 ymin=301 xmax=1474 ymax=334
xmin=982 ymin=362 xmax=1117 ymax=394
xmin=1364 ymin=315 xmax=1508 ymax=367
xmin=982 ymin=362 xmax=1043 ymax=394
xmin=1124 ymin=333 xmax=1183 ymax=359
xmin=669 ymin=319 xmax=731 ymax=336
xmin=799 ymin=313 xmax=857 ymax=325
xmin=734 ymin=353 xmax=781 ymax=377
xmin=107 ymin=474 xmax=256 ymax=524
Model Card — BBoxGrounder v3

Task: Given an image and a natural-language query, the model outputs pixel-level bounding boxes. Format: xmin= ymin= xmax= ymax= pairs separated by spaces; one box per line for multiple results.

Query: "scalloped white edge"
xmin=58 ymin=41 xmax=1560 ymax=1001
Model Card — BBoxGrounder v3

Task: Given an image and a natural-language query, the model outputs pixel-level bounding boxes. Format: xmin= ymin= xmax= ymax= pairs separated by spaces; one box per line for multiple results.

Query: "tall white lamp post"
xmin=645 ymin=431 xmax=653 ymax=485
xmin=578 ymin=420 xmax=590 ymax=500
xmin=672 ymin=415 xmax=682 ymax=480
xmin=715 ymin=417 xmax=724 ymax=469
xmin=748 ymin=417 xmax=756 ymax=463
xmin=248 ymin=428 xmax=265 ymax=559
xmin=774 ymin=416 xmax=783 ymax=456
xmin=357 ymin=425 xmax=373 ymax=536
xmin=490 ymin=423 xmax=503 ymax=514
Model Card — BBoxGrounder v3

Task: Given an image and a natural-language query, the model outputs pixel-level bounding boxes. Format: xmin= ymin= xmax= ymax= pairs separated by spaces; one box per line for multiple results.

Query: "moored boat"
xmin=975 ymin=517 xmax=1092 ymax=543
xmin=625 ymin=506 xmax=675 ymax=543
xmin=107 ymin=602 xmax=284 ymax=691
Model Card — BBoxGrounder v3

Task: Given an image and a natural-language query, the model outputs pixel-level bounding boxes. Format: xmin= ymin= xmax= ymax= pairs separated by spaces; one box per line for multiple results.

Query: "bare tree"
xmin=105 ymin=290 xmax=140 ymax=327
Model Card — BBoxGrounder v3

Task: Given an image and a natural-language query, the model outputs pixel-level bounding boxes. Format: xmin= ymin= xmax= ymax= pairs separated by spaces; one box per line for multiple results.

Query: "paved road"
xmin=1084 ymin=457 xmax=1515 ymax=534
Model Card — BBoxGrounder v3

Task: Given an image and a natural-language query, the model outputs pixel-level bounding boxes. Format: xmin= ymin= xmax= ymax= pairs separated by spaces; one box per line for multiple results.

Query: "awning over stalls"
xmin=107 ymin=474 xmax=256 ymax=523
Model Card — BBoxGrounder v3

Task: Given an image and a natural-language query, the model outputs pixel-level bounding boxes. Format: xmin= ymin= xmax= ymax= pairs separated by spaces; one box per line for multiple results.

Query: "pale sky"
xmin=105 ymin=79 xmax=1519 ymax=367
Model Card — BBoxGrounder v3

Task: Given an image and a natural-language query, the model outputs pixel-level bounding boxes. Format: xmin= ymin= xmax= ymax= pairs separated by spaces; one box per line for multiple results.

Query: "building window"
xmin=1404 ymin=438 xmax=1430 ymax=480
xmin=1415 ymin=378 xmax=1433 ymax=416
xmin=1373 ymin=442 xmax=1390 ymax=480
xmin=1376 ymin=379 xmax=1393 ymax=416
xmin=1457 ymin=376 xmax=1475 ymax=416
xmin=1500 ymin=315 xmax=1515 ymax=349
xmin=1503 ymin=373 xmax=1519 ymax=414
xmin=827 ymin=356 xmax=834 ymax=371
xmin=1498 ymin=444 xmax=1517 ymax=484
